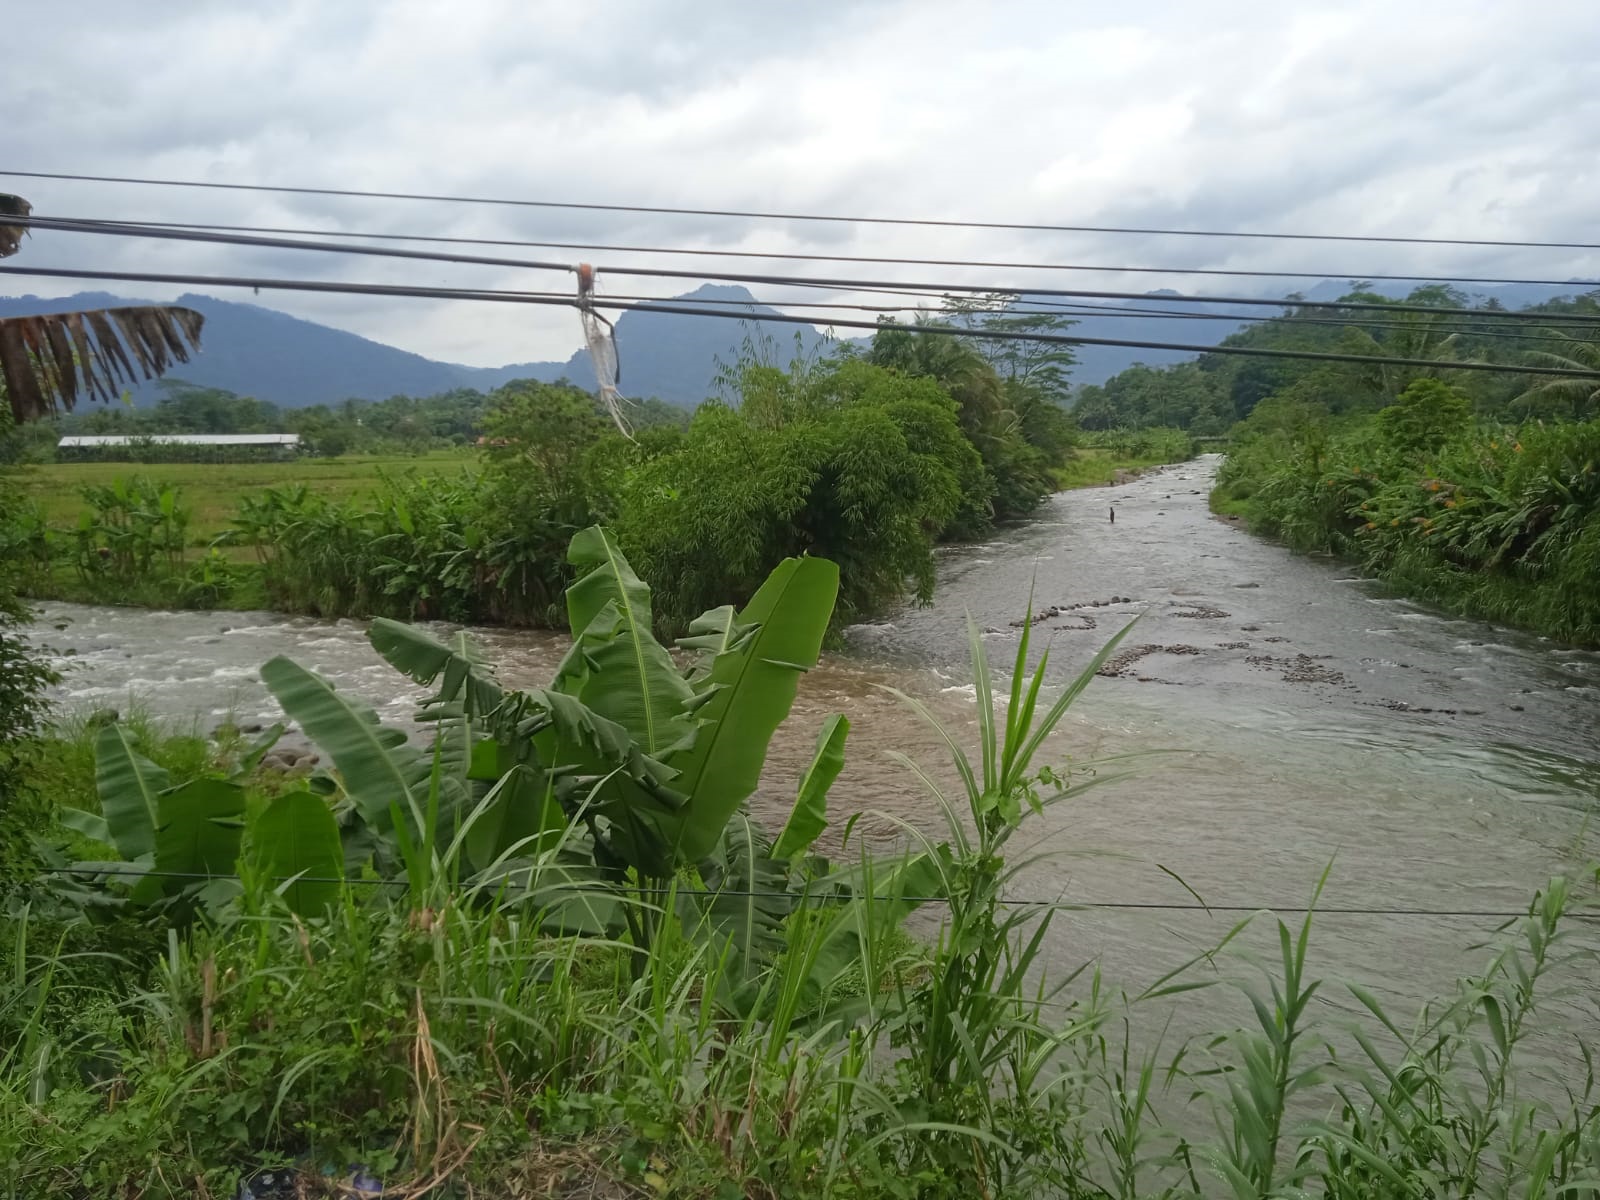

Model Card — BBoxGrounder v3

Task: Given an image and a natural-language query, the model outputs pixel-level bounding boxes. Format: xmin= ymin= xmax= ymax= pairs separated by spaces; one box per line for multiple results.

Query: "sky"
xmin=5 ymin=0 xmax=1600 ymax=367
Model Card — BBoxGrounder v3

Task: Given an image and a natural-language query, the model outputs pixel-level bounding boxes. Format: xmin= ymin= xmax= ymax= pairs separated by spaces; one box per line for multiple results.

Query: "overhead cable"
xmin=12 ymin=215 xmax=1600 ymax=326
xmin=4 ymin=263 xmax=1597 ymax=380
xmin=42 ymin=864 xmax=1581 ymax=921
xmin=25 ymin=213 xmax=1600 ymax=291
xmin=8 ymin=167 xmax=1600 ymax=251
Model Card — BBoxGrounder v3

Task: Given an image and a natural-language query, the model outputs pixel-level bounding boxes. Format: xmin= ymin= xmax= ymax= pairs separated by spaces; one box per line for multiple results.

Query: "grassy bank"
xmin=1050 ymin=447 xmax=1179 ymax=490
xmin=1051 ymin=427 xmax=1200 ymax=491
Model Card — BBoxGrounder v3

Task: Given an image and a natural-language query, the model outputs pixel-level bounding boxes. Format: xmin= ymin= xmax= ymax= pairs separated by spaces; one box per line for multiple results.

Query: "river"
xmin=26 ymin=455 xmax=1600 ymax=1043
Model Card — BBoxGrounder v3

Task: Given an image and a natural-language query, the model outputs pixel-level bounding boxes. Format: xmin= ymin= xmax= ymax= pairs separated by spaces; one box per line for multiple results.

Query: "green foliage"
xmin=1073 ymin=361 xmax=1230 ymax=434
xmin=865 ymin=317 xmax=1061 ymax=521
xmin=1219 ymin=403 xmax=1600 ymax=644
xmin=1374 ymin=377 xmax=1472 ymax=456
xmin=0 ymin=470 xmax=59 ymax=892
xmin=616 ymin=359 xmax=984 ymax=626
xmin=4 ymin=581 xmax=1600 ymax=1196
xmin=70 ymin=476 xmax=192 ymax=590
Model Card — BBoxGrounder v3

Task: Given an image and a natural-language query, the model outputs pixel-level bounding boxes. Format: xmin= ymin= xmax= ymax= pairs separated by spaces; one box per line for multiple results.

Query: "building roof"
xmin=57 ymin=434 xmax=301 ymax=448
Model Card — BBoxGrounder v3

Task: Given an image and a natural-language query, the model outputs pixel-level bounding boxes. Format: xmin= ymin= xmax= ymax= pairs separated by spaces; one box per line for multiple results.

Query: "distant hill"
xmin=0 ymin=280 xmax=1585 ymax=403
xmin=0 ymin=284 xmax=839 ymax=408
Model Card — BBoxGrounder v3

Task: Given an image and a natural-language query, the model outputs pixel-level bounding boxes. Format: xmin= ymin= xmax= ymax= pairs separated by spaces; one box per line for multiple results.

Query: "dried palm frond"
xmin=0 ymin=305 xmax=205 ymax=423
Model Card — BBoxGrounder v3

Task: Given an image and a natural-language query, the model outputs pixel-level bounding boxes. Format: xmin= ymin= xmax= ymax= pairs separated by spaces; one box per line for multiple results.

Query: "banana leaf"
xmin=142 ymin=777 xmax=247 ymax=902
xmin=250 ymin=790 xmax=344 ymax=916
xmin=260 ymin=656 xmax=465 ymax=838
xmin=665 ymin=555 xmax=839 ymax=864
xmin=561 ymin=526 xmax=696 ymax=756
xmin=94 ymin=724 xmax=170 ymax=862
xmin=773 ymin=713 xmax=849 ymax=862
xmin=368 ymin=619 xmax=503 ymax=718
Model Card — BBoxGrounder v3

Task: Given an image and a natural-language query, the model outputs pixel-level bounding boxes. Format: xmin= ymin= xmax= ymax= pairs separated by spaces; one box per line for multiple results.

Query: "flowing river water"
xmin=26 ymin=455 xmax=1600 ymax=1051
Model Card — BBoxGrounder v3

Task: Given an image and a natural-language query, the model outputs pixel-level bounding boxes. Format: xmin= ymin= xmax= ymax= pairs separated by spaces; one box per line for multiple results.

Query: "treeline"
xmin=8 ymin=313 xmax=1084 ymax=629
xmin=1078 ymin=285 xmax=1600 ymax=643
xmin=1071 ymin=285 xmax=1600 ymax=433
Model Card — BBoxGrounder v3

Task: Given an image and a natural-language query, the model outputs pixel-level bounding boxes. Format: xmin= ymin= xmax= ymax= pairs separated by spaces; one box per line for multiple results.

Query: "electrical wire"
xmin=4 ymin=264 xmax=1598 ymax=380
xmin=12 ymin=214 xmax=1600 ymax=326
xmin=9 ymin=167 xmax=1600 ymax=251
xmin=25 ymin=212 xmax=1600 ymax=291
xmin=556 ymin=290 xmax=1596 ymax=344
xmin=43 ymin=864 xmax=1580 ymax=921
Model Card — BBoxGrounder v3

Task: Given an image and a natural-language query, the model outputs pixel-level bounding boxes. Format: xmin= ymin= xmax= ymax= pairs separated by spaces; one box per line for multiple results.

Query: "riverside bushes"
xmin=1217 ymin=385 xmax=1600 ymax=644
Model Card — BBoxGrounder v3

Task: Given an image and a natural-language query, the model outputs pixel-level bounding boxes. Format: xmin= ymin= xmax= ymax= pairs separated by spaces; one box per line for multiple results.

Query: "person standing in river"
xmin=1109 ymin=507 xmax=1115 ymax=524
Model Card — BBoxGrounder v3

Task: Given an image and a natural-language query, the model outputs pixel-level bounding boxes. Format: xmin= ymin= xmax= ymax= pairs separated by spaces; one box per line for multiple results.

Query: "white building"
xmin=56 ymin=433 xmax=302 ymax=461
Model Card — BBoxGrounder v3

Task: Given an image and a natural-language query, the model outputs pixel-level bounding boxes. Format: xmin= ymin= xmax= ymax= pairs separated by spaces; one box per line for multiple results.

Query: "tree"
xmin=1514 ymin=331 xmax=1600 ymax=417
xmin=941 ymin=292 xmax=1079 ymax=403
xmin=1375 ymin=378 xmax=1472 ymax=457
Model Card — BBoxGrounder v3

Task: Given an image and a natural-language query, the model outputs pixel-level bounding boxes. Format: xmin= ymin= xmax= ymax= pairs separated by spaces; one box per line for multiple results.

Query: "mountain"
xmin=2 ymin=280 xmax=1587 ymax=404
xmin=0 ymin=284 xmax=839 ymax=408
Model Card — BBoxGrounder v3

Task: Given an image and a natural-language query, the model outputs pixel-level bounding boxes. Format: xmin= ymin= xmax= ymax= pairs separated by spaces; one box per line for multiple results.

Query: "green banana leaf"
xmin=666 ymin=555 xmax=839 ymax=864
xmin=260 ymin=656 xmax=459 ymax=837
xmin=250 ymin=790 xmax=343 ymax=916
xmin=562 ymin=526 xmax=696 ymax=756
xmin=57 ymin=806 xmax=111 ymax=847
xmin=148 ymin=778 xmax=247 ymax=897
xmin=773 ymin=713 xmax=849 ymax=862
xmin=462 ymin=763 xmax=566 ymax=872
xmin=676 ymin=604 xmax=751 ymax=682
xmin=94 ymin=724 xmax=170 ymax=861
xmin=700 ymin=810 xmax=790 ymax=964
xmin=368 ymin=619 xmax=503 ymax=717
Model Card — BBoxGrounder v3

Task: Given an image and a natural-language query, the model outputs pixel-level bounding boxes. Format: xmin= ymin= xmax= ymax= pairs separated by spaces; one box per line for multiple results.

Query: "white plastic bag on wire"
xmin=576 ymin=263 xmax=630 ymax=436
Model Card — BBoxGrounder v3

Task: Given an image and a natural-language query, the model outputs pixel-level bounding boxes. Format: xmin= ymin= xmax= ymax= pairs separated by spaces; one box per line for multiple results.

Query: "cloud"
xmin=5 ymin=0 xmax=1599 ymax=366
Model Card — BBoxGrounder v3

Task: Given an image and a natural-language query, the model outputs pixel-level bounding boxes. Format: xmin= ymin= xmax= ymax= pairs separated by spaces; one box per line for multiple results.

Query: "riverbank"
xmin=1049 ymin=447 xmax=1178 ymax=489
xmin=1211 ymin=414 xmax=1600 ymax=647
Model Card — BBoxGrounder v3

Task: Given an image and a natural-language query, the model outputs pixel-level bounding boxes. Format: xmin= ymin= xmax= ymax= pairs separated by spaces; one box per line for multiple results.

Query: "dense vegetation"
xmin=3 ymin=532 xmax=1596 ymax=1197
xmin=0 ymin=434 xmax=60 ymax=893
xmin=3 ymin=313 xmax=1108 ymax=630
xmin=1079 ymin=286 xmax=1600 ymax=644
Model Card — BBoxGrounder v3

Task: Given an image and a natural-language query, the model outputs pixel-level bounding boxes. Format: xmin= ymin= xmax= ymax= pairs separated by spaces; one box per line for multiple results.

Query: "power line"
xmin=27 ymin=213 xmax=1600 ymax=292
xmin=532 ymin=290 xmax=1598 ymax=345
xmin=43 ymin=864 xmax=1575 ymax=921
xmin=4 ymin=263 xmax=1598 ymax=380
xmin=644 ymin=290 xmax=1593 ymax=343
xmin=13 ymin=214 xmax=1600 ymax=326
xmin=9 ymin=167 xmax=1600 ymax=252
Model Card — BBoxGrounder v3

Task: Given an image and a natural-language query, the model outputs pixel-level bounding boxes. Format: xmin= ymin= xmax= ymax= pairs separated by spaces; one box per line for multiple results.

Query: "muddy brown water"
xmin=28 ymin=456 xmax=1600 ymax=1052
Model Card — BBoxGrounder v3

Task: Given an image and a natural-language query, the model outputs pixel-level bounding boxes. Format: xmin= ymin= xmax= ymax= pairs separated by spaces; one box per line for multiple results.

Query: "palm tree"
xmin=1515 ymin=330 xmax=1600 ymax=417
xmin=0 ymin=193 xmax=205 ymax=424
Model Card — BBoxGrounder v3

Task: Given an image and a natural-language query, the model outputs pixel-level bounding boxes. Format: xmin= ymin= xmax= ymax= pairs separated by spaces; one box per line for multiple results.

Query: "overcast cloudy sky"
xmin=6 ymin=0 xmax=1599 ymax=366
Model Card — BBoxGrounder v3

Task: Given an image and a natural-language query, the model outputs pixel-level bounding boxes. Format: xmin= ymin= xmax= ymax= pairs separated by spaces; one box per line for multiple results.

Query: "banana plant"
xmin=363 ymin=526 xmax=842 ymax=886
xmin=48 ymin=723 xmax=341 ymax=920
xmin=265 ymin=525 xmax=940 ymax=1004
